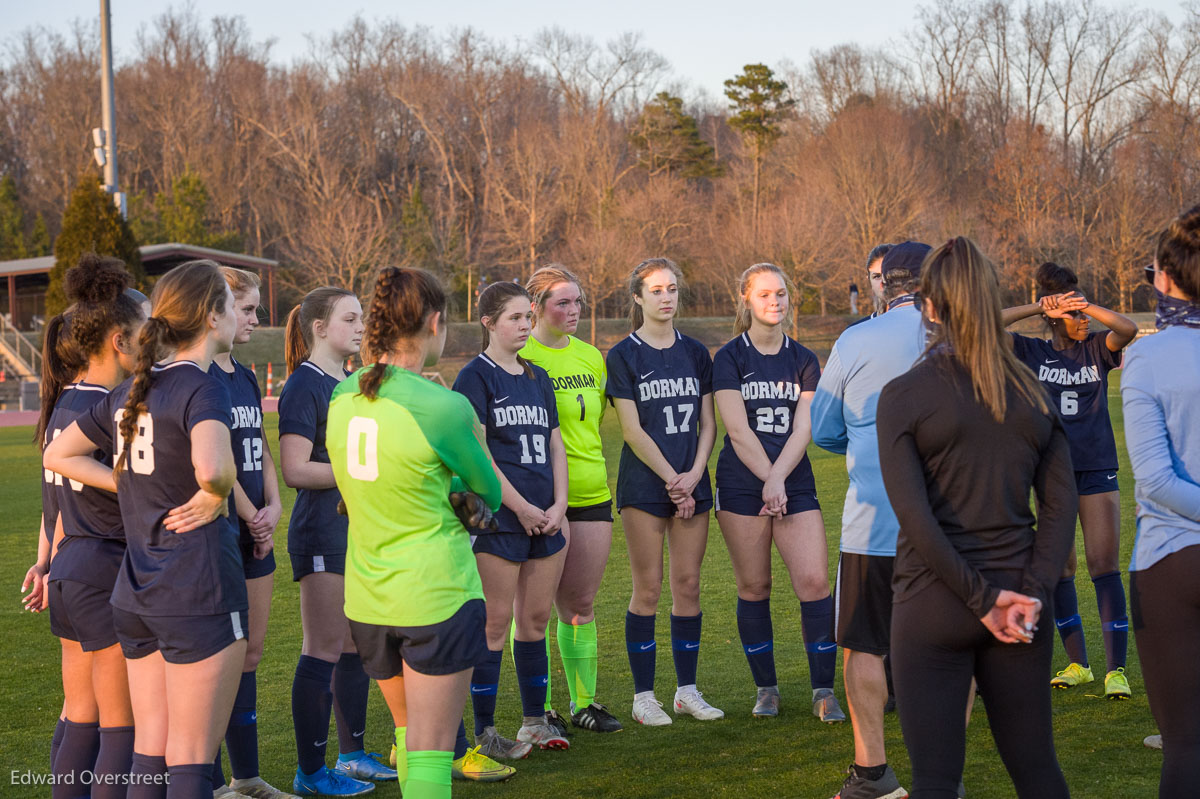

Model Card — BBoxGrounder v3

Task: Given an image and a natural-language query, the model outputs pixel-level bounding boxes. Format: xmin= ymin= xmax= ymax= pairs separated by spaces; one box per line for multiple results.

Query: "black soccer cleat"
xmin=571 ymin=702 xmax=623 ymax=733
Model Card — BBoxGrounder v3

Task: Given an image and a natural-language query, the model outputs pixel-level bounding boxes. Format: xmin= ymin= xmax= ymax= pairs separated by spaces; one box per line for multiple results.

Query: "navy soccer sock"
xmin=670 ymin=612 xmax=702 ymax=688
xmin=292 ymin=655 xmax=335 ymax=776
xmin=513 ymin=638 xmax=550 ymax=718
xmin=1053 ymin=577 xmax=1089 ymax=667
xmin=211 ymin=750 xmax=224 ymax=788
xmin=92 ymin=726 xmax=134 ymax=799
xmin=168 ymin=762 xmax=216 ymax=799
xmin=52 ymin=720 xmax=99 ymax=799
xmin=801 ymin=595 xmax=837 ymax=690
xmin=737 ymin=598 xmax=777 ymax=687
xmin=332 ymin=652 xmax=370 ymax=756
xmin=625 ymin=611 xmax=657 ymax=694
xmin=50 ymin=717 xmax=66 ymax=771
xmin=1093 ymin=571 xmax=1129 ymax=672
xmin=126 ymin=753 xmax=168 ymax=799
xmin=225 ymin=670 xmax=259 ymax=780
xmin=455 ymin=720 xmax=469 ymax=760
xmin=470 ymin=649 xmax=503 ymax=735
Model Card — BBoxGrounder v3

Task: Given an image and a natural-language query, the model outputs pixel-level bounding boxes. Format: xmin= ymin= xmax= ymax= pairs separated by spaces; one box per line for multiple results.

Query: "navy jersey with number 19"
xmin=713 ymin=332 xmax=821 ymax=495
xmin=606 ymin=330 xmax=713 ymax=509
xmin=452 ymin=354 xmax=560 ymax=535
xmin=76 ymin=361 xmax=247 ymax=617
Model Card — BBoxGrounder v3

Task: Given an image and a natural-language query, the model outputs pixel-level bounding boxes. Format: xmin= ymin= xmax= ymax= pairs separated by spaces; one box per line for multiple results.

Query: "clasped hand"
xmin=980 ymin=589 xmax=1042 ymax=645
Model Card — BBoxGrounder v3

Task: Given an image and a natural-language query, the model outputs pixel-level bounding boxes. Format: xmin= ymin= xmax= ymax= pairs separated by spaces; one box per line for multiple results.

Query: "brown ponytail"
xmin=284 ymin=286 xmax=355 ymax=373
xmin=359 ymin=267 xmax=446 ymax=400
xmin=627 ymin=257 xmax=684 ymax=330
xmin=35 ymin=313 xmax=84 ymax=445
xmin=116 ymin=260 xmax=227 ymax=477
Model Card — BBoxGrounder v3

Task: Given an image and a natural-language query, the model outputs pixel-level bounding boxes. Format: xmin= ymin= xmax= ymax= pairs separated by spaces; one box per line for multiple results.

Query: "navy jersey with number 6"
xmin=452 ymin=354 xmax=560 ymax=534
xmin=278 ymin=361 xmax=347 ymax=555
xmin=1010 ymin=331 xmax=1121 ymax=472
xmin=45 ymin=383 xmax=125 ymax=590
xmin=76 ymin=361 xmax=247 ymax=616
xmin=713 ymin=333 xmax=821 ymax=495
xmin=210 ymin=359 xmax=266 ymax=544
xmin=606 ymin=330 xmax=713 ymax=509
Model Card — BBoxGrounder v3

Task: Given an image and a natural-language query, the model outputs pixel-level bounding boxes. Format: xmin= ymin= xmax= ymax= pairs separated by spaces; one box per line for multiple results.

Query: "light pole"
xmin=99 ymin=0 xmax=123 ymax=217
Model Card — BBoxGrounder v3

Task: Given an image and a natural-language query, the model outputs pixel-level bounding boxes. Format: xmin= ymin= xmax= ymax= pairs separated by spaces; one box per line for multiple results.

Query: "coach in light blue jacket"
xmin=1121 ymin=205 xmax=1200 ymax=799
xmin=809 ymin=241 xmax=929 ymax=799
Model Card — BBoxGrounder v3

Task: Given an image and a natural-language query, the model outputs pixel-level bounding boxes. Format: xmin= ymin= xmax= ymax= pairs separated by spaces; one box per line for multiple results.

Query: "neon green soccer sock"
xmin=393 ymin=726 xmax=407 ymax=791
xmin=404 ymin=750 xmax=452 ymax=799
xmin=558 ymin=618 xmax=599 ymax=710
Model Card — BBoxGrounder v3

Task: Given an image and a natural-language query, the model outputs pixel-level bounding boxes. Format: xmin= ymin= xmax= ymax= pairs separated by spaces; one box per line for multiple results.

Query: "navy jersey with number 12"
xmin=713 ymin=332 xmax=821 ymax=494
xmin=210 ymin=358 xmax=266 ymax=553
xmin=452 ymin=354 xmax=560 ymax=534
xmin=606 ymin=330 xmax=713 ymax=508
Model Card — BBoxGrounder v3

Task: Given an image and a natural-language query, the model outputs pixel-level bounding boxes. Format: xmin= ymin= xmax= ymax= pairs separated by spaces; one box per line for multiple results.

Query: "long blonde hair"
xmin=734 ymin=262 xmax=792 ymax=335
xmin=526 ymin=264 xmax=586 ymax=319
xmin=920 ymin=237 xmax=1048 ymax=422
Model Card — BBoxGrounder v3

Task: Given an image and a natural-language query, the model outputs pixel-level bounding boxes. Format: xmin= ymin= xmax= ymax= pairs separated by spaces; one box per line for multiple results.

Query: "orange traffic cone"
xmin=265 ymin=362 xmax=273 ymax=397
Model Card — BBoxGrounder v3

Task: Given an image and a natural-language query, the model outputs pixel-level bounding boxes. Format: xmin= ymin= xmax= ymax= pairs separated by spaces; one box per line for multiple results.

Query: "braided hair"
xmin=358 ymin=267 xmax=447 ymax=400
xmin=115 ymin=260 xmax=228 ymax=476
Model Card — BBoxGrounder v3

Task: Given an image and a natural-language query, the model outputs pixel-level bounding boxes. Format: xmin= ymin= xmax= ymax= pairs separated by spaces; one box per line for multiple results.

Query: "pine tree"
xmin=630 ymin=92 xmax=722 ymax=179
xmin=47 ymin=175 xmax=143 ymax=315
xmin=131 ymin=171 xmax=240 ymax=251
xmin=724 ymin=64 xmax=794 ymax=240
xmin=400 ymin=180 xmax=437 ymax=268
xmin=29 ymin=214 xmax=50 ymax=257
xmin=0 ymin=175 xmax=28 ymax=260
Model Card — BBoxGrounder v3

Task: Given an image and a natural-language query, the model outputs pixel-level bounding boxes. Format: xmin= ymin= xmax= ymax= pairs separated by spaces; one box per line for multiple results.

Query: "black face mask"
xmin=1155 ymin=290 xmax=1200 ymax=330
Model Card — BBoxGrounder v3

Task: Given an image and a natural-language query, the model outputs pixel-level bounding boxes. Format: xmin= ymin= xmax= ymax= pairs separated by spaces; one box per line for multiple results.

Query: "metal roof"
xmin=0 ymin=243 xmax=278 ymax=278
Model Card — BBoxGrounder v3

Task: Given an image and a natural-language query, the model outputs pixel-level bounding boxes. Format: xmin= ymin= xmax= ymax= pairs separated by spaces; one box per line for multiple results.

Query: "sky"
xmin=6 ymin=0 xmax=1192 ymax=101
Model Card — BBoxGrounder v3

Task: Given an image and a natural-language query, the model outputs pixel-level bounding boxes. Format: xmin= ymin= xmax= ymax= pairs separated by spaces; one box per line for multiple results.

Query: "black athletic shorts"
xmin=715 ymin=487 xmax=820 ymax=517
xmin=566 ymin=501 xmax=613 ymax=524
xmin=350 ymin=598 xmax=487 ymax=679
xmin=240 ymin=539 xmax=277 ymax=580
xmin=112 ymin=607 xmax=248 ymax=664
xmin=48 ymin=579 xmax=119 ymax=652
xmin=835 ymin=553 xmax=895 ymax=656
xmin=289 ymin=552 xmax=346 ymax=581
xmin=472 ymin=529 xmax=567 ymax=562
xmin=1075 ymin=469 xmax=1119 ymax=496
xmin=619 ymin=500 xmax=713 ymax=518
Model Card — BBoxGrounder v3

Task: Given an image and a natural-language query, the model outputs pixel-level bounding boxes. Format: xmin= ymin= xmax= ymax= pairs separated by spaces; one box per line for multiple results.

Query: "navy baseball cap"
xmin=881 ymin=241 xmax=931 ymax=279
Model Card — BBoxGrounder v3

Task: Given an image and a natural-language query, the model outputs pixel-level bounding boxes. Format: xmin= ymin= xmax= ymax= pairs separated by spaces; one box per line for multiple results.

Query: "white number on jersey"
xmin=241 ymin=437 xmax=264 ymax=472
xmin=662 ymin=404 xmax=694 ymax=435
xmin=346 ymin=416 xmax=379 ymax=481
xmin=1060 ymin=391 xmax=1079 ymax=417
xmin=113 ymin=409 xmax=155 ymax=475
xmin=43 ymin=428 xmax=83 ymax=491
xmin=755 ymin=407 xmax=790 ymax=434
xmin=519 ymin=433 xmax=548 ymax=464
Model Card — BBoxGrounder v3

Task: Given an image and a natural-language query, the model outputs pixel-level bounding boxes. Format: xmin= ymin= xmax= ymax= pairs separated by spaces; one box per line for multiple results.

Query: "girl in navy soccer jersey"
xmin=452 ymin=282 xmax=570 ymax=755
xmin=208 ymin=267 xmax=290 ymax=799
xmin=45 ymin=259 xmax=248 ymax=799
xmin=606 ymin=257 xmax=722 ymax=726
xmin=32 ymin=256 xmax=145 ymax=797
xmin=1003 ymin=262 xmax=1138 ymax=698
xmin=713 ymin=263 xmax=844 ymax=722
xmin=279 ymin=287 xmax=394 ymax=794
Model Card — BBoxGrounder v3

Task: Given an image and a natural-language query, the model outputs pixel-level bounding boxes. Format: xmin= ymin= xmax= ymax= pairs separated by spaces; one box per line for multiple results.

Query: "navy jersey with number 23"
xmin=606 ymin=330 xmax=713 ymax=509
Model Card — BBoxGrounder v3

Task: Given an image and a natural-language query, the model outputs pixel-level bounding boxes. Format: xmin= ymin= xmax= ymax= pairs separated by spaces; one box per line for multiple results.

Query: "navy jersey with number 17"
xmin=606 ymin=330 xmax=713 ymax=508
xmin=452 ymin=354 xmax=560 ymax=534
xmin=713 ymin=332 xmax=821 ymax=494
xmin=278 ymin=361 xmax=348 ymax=555
xmin=45 ymin=383 xmax=126 ymax=590
xmin=76 ymin=361 xmax=247 ymax=617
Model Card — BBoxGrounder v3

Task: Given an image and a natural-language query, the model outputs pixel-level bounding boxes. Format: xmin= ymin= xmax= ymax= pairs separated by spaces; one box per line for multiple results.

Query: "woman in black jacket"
xmin=877 ymin=237 xmax=1077 ymax=799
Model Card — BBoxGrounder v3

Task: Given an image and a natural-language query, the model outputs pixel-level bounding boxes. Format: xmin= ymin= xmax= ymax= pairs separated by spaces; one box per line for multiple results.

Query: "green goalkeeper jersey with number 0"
xmin=327 ymin=365 xmax=501 ymax=627
xmin=519 ymin=334 xmax=611 ymax=507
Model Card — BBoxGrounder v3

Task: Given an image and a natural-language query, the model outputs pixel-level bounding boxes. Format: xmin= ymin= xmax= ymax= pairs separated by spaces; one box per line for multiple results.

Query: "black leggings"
xmin=1131 ymin=544 xmax=1200 ymax=799
xmin=891 ymin=576 xmax=1069 ymax=799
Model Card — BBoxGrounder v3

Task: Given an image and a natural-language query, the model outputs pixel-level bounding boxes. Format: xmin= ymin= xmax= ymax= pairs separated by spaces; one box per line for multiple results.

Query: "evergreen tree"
xmin=630 ymin=92 xmax=722 ymax=179
xmin=29 ymin=214 xmax=50 ymax=257
xmin=724 ymin=64 xmax=794 ymax=240
xmin=400 ymin=180 xmax=437 ymax=268
xmin=131 ymin=171 xmax=240 ymax=251
xmin=0 ymin=175 xmax=28 ymax=260
xmin=47 ymin=175 xmax=142 ymax=315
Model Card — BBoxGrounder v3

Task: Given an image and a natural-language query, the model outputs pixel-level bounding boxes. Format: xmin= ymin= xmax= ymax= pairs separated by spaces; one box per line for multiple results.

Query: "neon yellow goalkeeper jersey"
xmin=519 ymin=334 xmax=611 ymax=506
xmin=328 ymin=365 xmax=501 ymax=627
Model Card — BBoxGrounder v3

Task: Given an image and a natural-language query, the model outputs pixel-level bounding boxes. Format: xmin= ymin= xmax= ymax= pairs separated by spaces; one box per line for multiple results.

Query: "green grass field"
xmin=0 ymin=374 xmax=1161 ymax=798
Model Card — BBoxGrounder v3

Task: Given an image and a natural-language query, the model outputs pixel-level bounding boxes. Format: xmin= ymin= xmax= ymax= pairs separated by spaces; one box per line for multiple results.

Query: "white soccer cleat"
xmin=673 ymin=686 xmax=725 ymax=720
xmin=632 ymin=692 xmax=673 ymax=726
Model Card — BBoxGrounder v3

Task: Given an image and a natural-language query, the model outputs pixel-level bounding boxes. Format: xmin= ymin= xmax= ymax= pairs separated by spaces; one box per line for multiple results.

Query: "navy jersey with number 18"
xmin=76 ymin=361 xmax=247 ymax=617
xmin=713 ymin=332 xmax=821 ymax=495
xmin=606 ymin=330 xmax=713 ymax=509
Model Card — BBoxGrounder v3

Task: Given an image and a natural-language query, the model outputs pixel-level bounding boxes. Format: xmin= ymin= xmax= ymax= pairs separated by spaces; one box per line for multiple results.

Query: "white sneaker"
xmin=673 ymin=686 xmax=725 ymax=720
xmin=631 ymin=692 xmax=673 ymax=726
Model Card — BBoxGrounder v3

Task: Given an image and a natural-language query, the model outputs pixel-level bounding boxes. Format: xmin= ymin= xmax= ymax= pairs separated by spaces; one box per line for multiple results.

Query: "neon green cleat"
xmin=452 ymin=745 xmax=516 ymax=782
xmin=1050 ymin=662 xmax=1094 ymax=688
xmin=1105 ymin=668 xmax=1132 ymax=700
